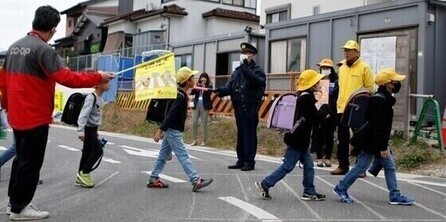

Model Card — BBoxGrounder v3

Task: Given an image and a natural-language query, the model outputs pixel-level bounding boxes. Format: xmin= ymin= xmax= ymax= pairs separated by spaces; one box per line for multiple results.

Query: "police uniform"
xmin=215 ymin=42 xmax=266 ymax=171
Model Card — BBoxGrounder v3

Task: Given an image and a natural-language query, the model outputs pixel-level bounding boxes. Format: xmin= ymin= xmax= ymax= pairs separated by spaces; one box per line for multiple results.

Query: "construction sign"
xmin=134 ymin=52 xmax=176 ymax=101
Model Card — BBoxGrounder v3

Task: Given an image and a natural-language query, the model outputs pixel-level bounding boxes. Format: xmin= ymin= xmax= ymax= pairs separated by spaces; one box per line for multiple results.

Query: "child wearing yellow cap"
xmin=255 ymin=69 xmax=326 ymax=201
xmin=333 ymin=68 xmax=414 ymax=205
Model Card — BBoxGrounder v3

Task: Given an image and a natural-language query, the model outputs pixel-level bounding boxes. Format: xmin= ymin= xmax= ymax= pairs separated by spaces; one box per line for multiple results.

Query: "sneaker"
xmin=368 ymin=169 xmax=379 ymax=177
xmin=323 ymin=159 xmax=332 ymax=167
xmin=200 ymin=141 xmax=206 ymax=146
xmin=190 ymin=141 xmax=197 ymax=146
xmin=333 ymin=186 xmax=353 ymax=204
xmin=316 ymin=159 xmax=324 ymax=167
xmin=389 ymin=194 xmax=414 ymax=205
xmin=301 ymin=192 xmax=326 ymax=201
xmin=330 ymin=167 xmax=348 ymax=175
xmin=192 ymin=178 xmax=213 ymax=192
xmin=146 ymin=178 xmax=169 ymax=188
xmin=358 ymin=172 xmax=366 ymax=178
xmin=76 ymin=171 xmax=94 ymax=188
xmin=254 ymin=181 xmax=272 ymax=200
xmin=6 ymin=202 xmax=11 ymax=215
xmin=9 ymin=203 xmax=49 ymax=221
xmin=37 ymin=179 xmax=43 ymax=185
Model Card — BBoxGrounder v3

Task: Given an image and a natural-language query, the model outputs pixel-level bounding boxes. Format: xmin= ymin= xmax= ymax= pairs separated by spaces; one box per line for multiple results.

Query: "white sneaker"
xmin=6 ymin=202 xmax=11 ymax=215
xmin=9 ymin=203 xmax=49 ymax=221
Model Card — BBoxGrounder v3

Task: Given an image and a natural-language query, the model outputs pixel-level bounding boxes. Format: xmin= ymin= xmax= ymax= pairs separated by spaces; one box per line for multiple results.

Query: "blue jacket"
xmin=216 ymin=61 xmax=266 ymax=106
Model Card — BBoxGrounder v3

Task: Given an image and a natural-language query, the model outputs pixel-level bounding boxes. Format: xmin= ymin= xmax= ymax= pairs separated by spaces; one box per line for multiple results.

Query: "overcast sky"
xmin=0 ymin=0 xmax=86 ymax=51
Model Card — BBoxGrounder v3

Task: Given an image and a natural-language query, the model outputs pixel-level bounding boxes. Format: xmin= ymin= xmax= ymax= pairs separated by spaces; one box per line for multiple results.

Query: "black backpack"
xmin=145 ymin=92 xmax=183 ymax=125
xmin=61 ymin=93 xmax=96 ymax=126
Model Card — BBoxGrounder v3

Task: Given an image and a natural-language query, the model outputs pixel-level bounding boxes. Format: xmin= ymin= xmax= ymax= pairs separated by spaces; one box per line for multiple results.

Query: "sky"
xmin=0 ymin=0 xmax=85 ymax=51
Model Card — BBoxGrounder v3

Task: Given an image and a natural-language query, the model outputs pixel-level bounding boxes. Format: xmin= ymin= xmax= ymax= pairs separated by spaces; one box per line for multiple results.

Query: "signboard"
xmin=134 ymin=53 xmax=176 ymax=101
xmin=360 ymin=36 xmax=396 ymax=75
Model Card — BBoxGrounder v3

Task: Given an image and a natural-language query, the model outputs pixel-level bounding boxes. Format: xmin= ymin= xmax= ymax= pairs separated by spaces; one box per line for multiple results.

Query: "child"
xmin=311 ymin=58 xmax=338 ymax=167
xmin=255 ymin=69 xmax=326 ymax=200
xmin=147 ymin=67 xmax=213 ymax=192
xmin=333 ymin=68 xmax=414 ymax=205
xmin=75 ymin=81 xmax=110 ymax=188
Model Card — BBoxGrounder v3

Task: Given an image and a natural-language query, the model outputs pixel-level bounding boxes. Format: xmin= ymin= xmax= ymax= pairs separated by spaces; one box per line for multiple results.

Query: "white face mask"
xmin=240 ymin=54 xmax=248 ymax=63
xmin=321 ymin=68 xmax=331 ymax=76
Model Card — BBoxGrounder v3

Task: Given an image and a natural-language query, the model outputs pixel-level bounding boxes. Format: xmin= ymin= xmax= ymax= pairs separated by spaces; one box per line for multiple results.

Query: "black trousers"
xmin=78 ymin=126 xmax=102 ymax=174
xmin=336 ymin=114 xmax=350 ymax=170
xmin=9 ymin=125 xmax=49 ymax=213
xmin=313 ymin=116 xmax=337 ymax=160
xmin=233 ymin=104 xmax=259 ymax=167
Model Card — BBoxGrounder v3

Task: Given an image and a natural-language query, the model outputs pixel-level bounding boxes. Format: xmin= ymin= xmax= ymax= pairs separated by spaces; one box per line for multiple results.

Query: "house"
xmin=54 ymin=0 xmax=120 ymax=59
xmin=101 ymin=0 xmax=261 ymax=77
xmin=261 ymin=0 xmax=446 ymax=133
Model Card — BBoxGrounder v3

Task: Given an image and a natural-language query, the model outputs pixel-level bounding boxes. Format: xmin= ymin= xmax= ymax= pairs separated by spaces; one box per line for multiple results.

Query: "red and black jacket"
xmin=0 ymin=31 xmax=102 ymax=130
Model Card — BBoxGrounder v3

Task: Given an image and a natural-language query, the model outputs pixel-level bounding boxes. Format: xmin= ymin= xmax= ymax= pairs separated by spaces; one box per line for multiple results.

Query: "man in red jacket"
xmin=0 ymin=5 xmax=113 ymax=221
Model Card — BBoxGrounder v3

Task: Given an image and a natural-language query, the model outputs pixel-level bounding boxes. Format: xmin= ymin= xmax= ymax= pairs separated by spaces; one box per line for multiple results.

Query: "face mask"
xmin=240 ymin=54 xmax=248 ymax=63
xmin=321 ymin=69 xmax=331 ymax=76
xmin=392 ymin=82 xmax=401 ymax=93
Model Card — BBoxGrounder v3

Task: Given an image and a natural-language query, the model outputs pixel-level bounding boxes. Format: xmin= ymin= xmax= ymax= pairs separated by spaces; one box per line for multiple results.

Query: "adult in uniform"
xmin=215 ymin=42 xmax=266 ymax=171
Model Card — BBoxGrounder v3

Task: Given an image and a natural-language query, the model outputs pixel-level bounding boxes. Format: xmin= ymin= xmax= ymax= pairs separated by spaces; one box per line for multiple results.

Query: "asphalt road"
xmin=0 ymin=125 xmax=445 ymax=221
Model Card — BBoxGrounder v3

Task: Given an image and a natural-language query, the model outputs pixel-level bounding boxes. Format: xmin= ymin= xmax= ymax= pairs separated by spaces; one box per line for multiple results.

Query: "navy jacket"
xmin=353 ymin=86 xmax=395 ymax=155
xmin=216 ymin=61 xmax=266 ymax=106
xmin=190 ymin=85 xmax=213 ymax=110
xmin=159 ymin=88 xmax=188 ymax=132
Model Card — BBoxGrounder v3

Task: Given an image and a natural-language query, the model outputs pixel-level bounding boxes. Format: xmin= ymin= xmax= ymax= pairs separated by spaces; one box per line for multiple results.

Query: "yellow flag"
xmin=134 ymin=53 xmax=177 ymax=101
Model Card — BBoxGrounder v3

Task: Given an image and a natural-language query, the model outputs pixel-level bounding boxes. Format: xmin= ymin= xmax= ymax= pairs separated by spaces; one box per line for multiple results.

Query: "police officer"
xmin=215 ymin=42 xmax=266 ymax=171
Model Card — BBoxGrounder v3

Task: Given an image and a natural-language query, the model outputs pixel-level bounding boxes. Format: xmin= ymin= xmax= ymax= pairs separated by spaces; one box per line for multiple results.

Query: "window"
xmin=161 ymin=0 xmax=175 ymax=3
xmin=222 ymin=0 xmax=255 ymax=8
xmin=175 ymin=54 xmax=192 ymax=70
xmin=313 ymin=5 xmax=320 ymax=15
xmin=266 ymin=10 xmax=288 ymax=23
xmin=270 ymin=38 xmax=306 ymax=73
xmin=68 ymin=20 xmax=72 ymax=28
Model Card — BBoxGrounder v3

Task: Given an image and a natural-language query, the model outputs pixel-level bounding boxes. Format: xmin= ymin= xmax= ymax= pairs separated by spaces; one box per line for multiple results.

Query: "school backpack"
xmin=341 ymin=88 xmax=384 ymax=131
xmin=61 ymin=93 xmax=96 ymax=126
xmin=266 ymin=92 xmax=309 ymax=132
xmin=145 ymin=92 xmax=183 ymax=125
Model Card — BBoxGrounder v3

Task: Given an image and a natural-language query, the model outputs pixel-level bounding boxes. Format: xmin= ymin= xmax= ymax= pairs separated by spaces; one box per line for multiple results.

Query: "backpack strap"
xmin=374 ymin=92 xmax=385 ymax=100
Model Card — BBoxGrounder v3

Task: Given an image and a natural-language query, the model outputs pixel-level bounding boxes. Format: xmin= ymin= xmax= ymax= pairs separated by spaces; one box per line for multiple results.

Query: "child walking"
xmin=75 ymin=81 xmax=110 ymax=188
xmin=333 ymin=68 xmax=414 ymax=205
xmin=255 ymin=69 xmax=326 ymax=200
xmin=147 ymin=67 xmax=213 ymax=192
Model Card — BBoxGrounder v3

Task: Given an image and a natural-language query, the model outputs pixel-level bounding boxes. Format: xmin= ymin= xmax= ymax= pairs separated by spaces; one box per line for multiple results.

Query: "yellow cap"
xmin=375 ymin=68 xmax=406 ymax=85
xmin=317 ymin=58 xmax=334 ymax=68
xmin=295 ymin=69 xmax=325 ymax=91
xmin=176 ymin=67 xmax=199 ymax=84
xmin=341 ymin=40 xmax=360 ymax=51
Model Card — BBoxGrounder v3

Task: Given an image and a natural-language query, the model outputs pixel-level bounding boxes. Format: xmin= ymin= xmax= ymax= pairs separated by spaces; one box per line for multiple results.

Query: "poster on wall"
xmin=360 ymin=36 xmax=396 ymax=75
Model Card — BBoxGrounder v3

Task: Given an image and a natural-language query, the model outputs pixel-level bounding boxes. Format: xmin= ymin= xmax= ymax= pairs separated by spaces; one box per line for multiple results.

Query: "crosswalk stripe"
xmin=141 ymin=171 xmax=187 ymax=183
xmin=218 ymin=196 xmax=282 ymax=222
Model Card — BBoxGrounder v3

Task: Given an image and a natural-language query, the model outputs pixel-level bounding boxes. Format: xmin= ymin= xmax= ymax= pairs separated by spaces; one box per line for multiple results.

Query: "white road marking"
xmin=280 ymin=181 xmax=322 ymax=220
xmin=106 ymin=142 xmax=115 ymax=145
xmin=96 ymin=171 xmax=119 ymax=187
xmin=0 ymin=146 xmax=6 ymax=151
xmin=406 ymin=180 xmax=446 ymax=196
xmin=361 ymin=179 xmax=446 ymax=219
xmin=57 ymin=145 xmax=80 ymax=152
xmin=121 ymin=145 xmax=199 ymax=160
xmin=218 ymin=196 xmax=282 ymax=222
xmin=102 ymin=157 xmax=121 ymax=164
xmin=316 ymin=176 xmax=387 ymax=220
xmin=142 ymin=171 xmax=187 ymax=183
xmin=401 ymin=178 xmax=446 ymax=188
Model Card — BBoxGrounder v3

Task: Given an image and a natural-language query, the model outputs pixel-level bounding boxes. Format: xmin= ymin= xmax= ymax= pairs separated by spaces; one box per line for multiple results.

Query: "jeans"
xmin=337 ymin=150 xmax=401 ymax=200
xmin=192 ymin=101 xmax=209 ymax=141
xmin=9 ymin=125 xmax=49 ymax=213
xmin=0 ymin=134 xmax=16 ymax=167
xmin=262 ymin=147 xmax=316 ymax=195
xmin=150 ymin=129 xmax=199 ymax=183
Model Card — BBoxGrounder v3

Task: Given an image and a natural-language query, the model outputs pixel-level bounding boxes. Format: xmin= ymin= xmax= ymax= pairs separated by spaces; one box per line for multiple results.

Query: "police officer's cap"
xmin=240 ymin=42 xmax=258 ymax=54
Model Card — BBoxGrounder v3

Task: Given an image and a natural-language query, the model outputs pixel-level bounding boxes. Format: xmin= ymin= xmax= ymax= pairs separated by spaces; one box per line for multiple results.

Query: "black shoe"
xmin=240 ymin=165 xmax=254 ymax=171
xmin=228 ymin=164 xmax=243 ymax=169
xmin=301 ymin=192 xmax=326 ymax=201
xmin=37 ymin=179 xmax=43 ymax=185
xmin=368 ymin=169 xmax=379 ymax=177
xmin=192 ymin=178 xmax=213 ymax=192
